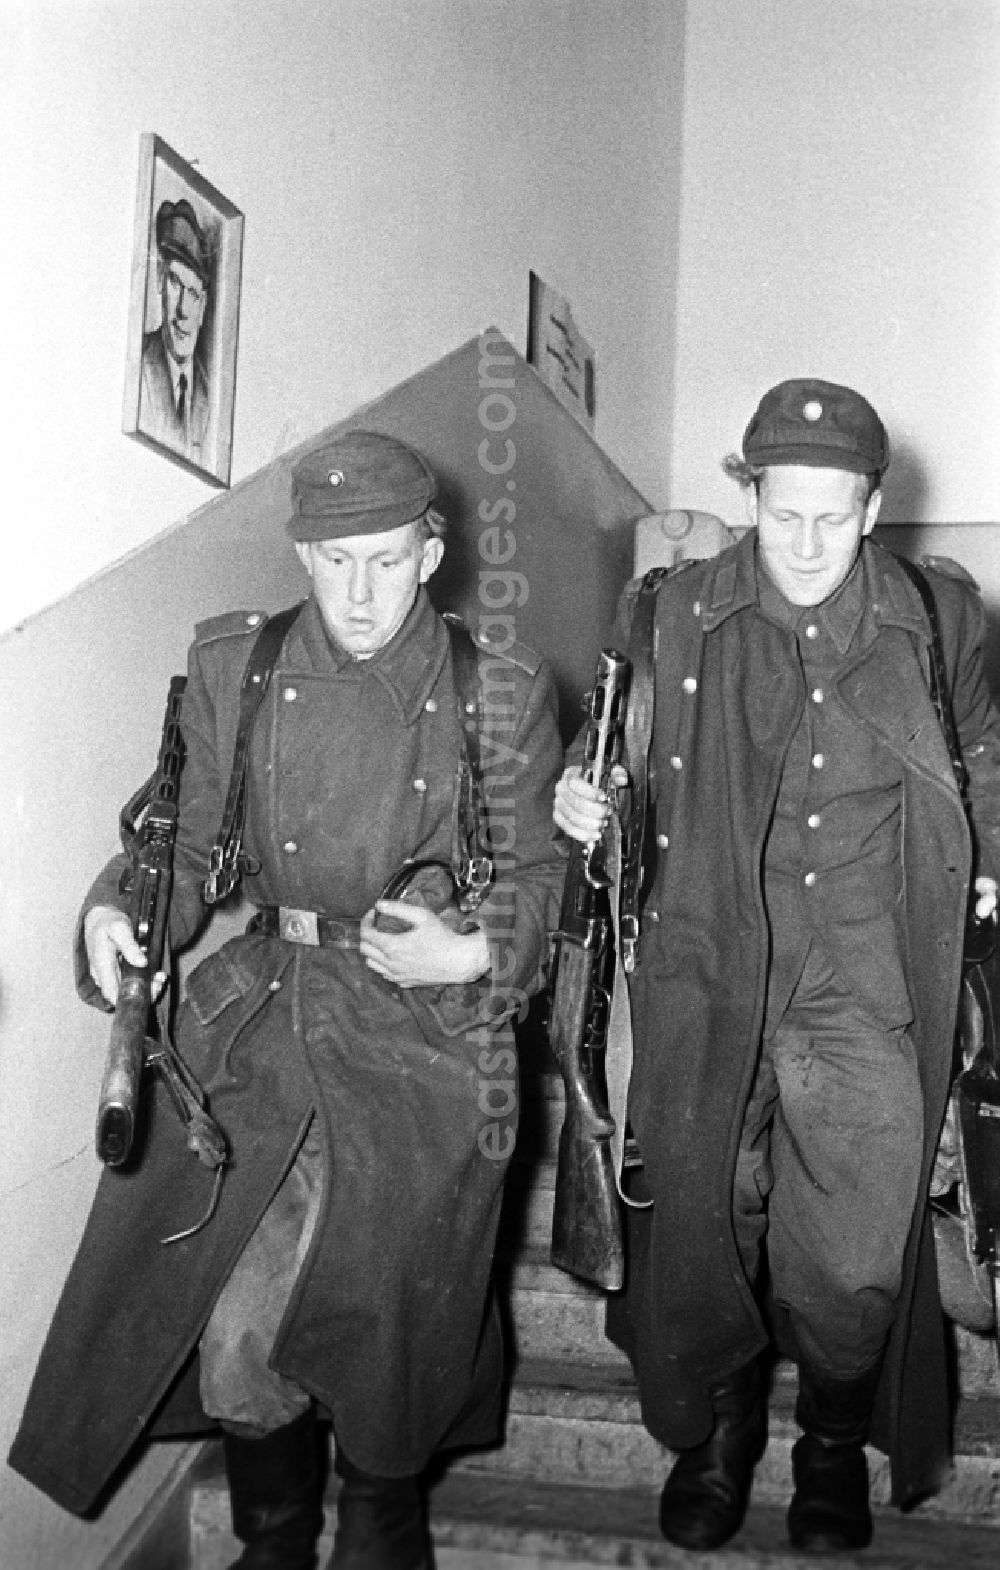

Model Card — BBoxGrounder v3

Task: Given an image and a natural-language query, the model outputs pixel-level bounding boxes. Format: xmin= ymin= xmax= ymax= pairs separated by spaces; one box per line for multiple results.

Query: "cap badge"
xmin=327 ymin=469 xmax=345 ymax=487
xmin=802 ymin=400 xmax=823 ymax=422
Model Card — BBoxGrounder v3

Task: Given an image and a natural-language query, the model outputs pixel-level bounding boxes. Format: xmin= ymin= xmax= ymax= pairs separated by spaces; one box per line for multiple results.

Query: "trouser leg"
xmin=765 ymin=949 xmax=924 ymax=1376
xmin=200 ymin=1119 xmax=326 ymax=1566
xmin=763 ymin=949 xmax=923 ymax=1552
xmin=200 ymin=1118 xmax=324 ymax=1431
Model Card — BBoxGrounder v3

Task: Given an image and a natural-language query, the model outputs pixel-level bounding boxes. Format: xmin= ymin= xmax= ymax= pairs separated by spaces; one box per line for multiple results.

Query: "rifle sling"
xmin=442 ymin=614 xmax=494 ymax=910
xmin=619 ymin=567 xmax=668 ymax=971
xmin=894 ymin=555 xmax=968 ymax=798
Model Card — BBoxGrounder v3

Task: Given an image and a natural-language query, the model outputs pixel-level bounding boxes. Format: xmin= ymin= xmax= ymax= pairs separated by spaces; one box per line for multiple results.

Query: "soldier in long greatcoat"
xmin=555 ymin=381 xmax=1000 ymax=1557
xmin=10 ymin=431 xmax=565 ymax=1570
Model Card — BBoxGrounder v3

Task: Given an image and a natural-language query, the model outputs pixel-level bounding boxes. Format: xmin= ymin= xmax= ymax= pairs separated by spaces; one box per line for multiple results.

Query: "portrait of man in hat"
xmin=139 ymin=196 xmax=213 ymax=462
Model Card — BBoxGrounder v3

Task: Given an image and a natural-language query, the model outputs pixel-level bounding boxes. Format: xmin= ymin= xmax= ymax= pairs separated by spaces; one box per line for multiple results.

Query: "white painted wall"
xmin=667 ymin=0 xmax=1000 ymax=543
xmin=1 ymin=0 xmax=683 ymax=636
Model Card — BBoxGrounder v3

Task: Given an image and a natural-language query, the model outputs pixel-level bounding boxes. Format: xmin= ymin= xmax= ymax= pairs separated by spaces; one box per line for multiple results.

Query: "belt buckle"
xmin=278 ymin=907 xmax=320 ymax=946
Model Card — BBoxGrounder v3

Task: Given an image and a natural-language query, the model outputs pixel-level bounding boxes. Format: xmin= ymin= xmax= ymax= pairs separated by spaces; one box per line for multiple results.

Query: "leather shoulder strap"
xmin=894 ymin=555 xmax=967 ymax=798
xmin=442 ymin=614 xmax=494 ymax=910
xmin=203 ymin=602 xmax=305 ymax=904
xmin=618 ymin=568 xmax=669 ymax=969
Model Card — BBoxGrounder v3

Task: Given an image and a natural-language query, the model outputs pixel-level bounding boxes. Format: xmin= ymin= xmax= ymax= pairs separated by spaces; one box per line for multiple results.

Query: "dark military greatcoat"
xmin=10 ymin=587 xmax=565 ymax=1515
xmin=605 ymin=535 xmax=1000 ymax=1506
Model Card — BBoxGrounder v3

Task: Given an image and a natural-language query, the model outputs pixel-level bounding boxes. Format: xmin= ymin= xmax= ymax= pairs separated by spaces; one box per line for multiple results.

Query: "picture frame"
xmin=123 ymin=133 xmax=244 ymax=487
xmin=526 ymin=269 xmax=596 ymax=434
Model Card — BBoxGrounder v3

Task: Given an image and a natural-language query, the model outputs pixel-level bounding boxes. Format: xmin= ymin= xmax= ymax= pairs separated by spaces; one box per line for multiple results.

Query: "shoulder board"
xmin=644 ymin=558 xmax=700 ymax=589
xmin=624 ymin=557 xmax=699 ymax=602
xmin=194 ymin=609 xmax=268 ymax=646
xmin=920 ymin=554 xmax=981 ymax=592
xmin=472 ymin=625 xmax=542 ymax=676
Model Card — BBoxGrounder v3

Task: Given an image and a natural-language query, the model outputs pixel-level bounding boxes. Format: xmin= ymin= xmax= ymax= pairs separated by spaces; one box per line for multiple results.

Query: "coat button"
xmin=657 ymin=832 xmax=670 ymax=849
xmin=247 ymin=613 xmax=262 ymax=627
xmin=804 ymin=871 xmax=817 ymax=887
xmin=425 ymin=698 xmax=438 ymax=713
xmin=807 ymin=813 xmax=821 ymax=829
xmin=682 ymin=677 xmax=697 ymax=694
xmin=811 ymin=687 xmax=824 ymax=703
xmin=284 ymin=840 xmax=298 ymax=854
xmin=812 ymin=752 xmax=825 ymax=769
xmin=268 ymin=979 xmax=282 ymax=992
xmin=413 ymin=778 xmax=427 ymax=793
xmin=284 ymin=686 xmax=298 ymax=702
xmin=805 ymin=624 xmax=819 ymax=640
xmin=670 ymin=756 xmax=683 ymax=771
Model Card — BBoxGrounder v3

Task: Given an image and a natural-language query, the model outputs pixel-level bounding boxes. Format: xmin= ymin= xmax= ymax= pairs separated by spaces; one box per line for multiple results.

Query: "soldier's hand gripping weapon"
xmin=548 ymin=648 xmax=630 ymax=1290
xmin=95 ymin=678 xmax=227 ymax=1238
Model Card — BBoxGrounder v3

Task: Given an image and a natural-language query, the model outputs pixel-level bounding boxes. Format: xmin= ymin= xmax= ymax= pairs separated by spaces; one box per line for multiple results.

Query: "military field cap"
xmin=743 ymin=378 xmax=889 ymax=476
xmin=286 ymin=430 xmax=437 ymax=542
xmin=155 ymin=199 xmax=210 ymax=285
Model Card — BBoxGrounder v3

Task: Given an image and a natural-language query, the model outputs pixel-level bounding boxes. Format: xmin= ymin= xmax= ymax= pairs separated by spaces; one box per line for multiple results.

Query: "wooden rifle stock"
xmin=96 ymin=964 xmax=150 ymax=1166
xmin=95 ymin=677 xmax=186 ymax=1167
xmin=548 ymin=648 xmax=630 ymax=1290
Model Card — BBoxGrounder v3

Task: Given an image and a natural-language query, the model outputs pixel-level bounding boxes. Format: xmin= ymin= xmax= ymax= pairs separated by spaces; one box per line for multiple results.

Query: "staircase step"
xmin=185 ymin=1056 xmax=1000 ymax=1564
xmin=452 ymin=1355 xmax=1000 ymax=1526
xmin=516 ymin=1068 xmax=564 ymax=1160
xmin=500 ymin=1155 xmax=556 ymax=1251
xmin=500 ymin=1251 xmax=631 ymax=1368
xmin=189 ymin=1452 xmax=1000 ymax=1569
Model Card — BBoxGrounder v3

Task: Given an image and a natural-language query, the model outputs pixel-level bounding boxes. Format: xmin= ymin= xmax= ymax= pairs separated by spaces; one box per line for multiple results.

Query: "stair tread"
xmin=190 ymin=1455 xmax=1000 ymax=1568
xmin=430 ymin=1468 xmax=1000 ymax=1567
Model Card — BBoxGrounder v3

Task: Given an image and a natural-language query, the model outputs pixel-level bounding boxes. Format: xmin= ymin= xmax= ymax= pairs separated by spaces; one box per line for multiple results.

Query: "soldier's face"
xmin=748 ymin=465 xmax=881 ymax=606
xmin=296 ymin=521 xmax=443 ymax=656
xmin=158 ymin=255 xmax=206 ymax=365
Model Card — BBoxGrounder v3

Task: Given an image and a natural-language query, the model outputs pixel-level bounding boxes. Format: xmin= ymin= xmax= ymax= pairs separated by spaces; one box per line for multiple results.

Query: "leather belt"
xmin=249 ymin=906 xmax=362 ymax=949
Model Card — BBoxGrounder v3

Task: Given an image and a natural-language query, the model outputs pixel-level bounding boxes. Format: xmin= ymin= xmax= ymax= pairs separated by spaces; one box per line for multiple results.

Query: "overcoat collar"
xmin=283 ymin=587 xmax=449 ymax=725
xmin=700 ymin=532 xmax=932 ymax=651
xmin=697 ymin=533 xmax=953 ymax=796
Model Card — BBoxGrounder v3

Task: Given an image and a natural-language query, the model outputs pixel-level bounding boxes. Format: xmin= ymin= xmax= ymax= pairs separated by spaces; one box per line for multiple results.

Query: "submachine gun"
xmin=95 ymin=678 xmax=227 ymax=1236
xmin=547 ymin=648 xmax=631 ymax=1291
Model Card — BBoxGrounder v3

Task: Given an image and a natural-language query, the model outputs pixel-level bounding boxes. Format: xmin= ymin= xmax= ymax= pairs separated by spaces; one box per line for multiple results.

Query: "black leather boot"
xmin=659 ymin=1359 xmax=767 ymax=1550
xmin=223 ymin=1410 xmax=325 ymax=1569
xmin=328 ymin=1450 xmax=431 ymax=1569
xmin=787 ymin=1359 xmax=882 ymax=1553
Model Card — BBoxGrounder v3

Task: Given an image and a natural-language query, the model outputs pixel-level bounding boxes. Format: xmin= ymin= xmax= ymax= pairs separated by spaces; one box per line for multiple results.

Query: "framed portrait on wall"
xmin=122 ymin=133 xmax=244 ymax=488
